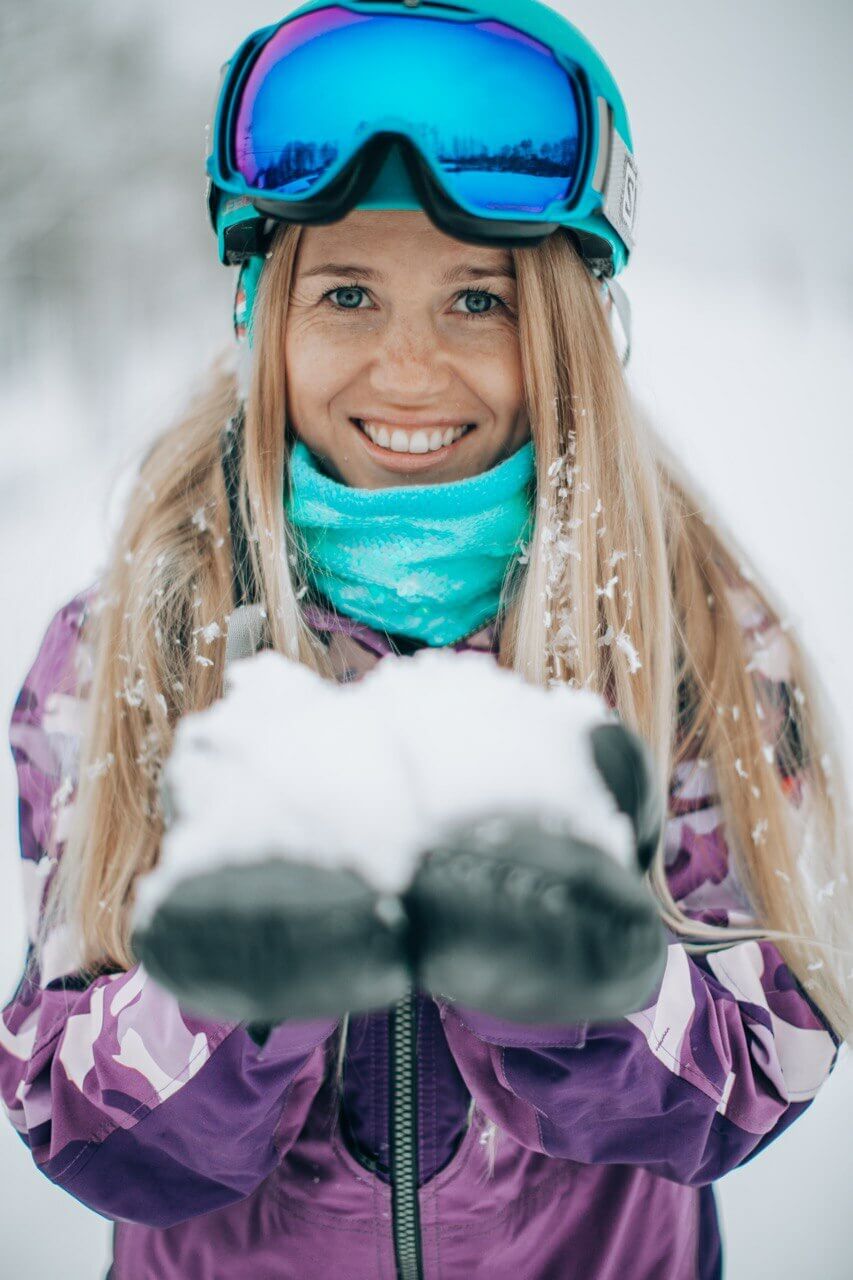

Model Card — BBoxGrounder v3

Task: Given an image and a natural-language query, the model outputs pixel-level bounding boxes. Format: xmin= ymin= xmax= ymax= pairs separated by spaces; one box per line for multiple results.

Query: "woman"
xmin=1 ymin=2 xmax=849 ymax=1277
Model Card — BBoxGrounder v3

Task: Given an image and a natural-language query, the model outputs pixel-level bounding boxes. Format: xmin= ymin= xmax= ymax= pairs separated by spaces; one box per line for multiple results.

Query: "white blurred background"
xmin=1 ymin=1 xmax=851 ymax=1274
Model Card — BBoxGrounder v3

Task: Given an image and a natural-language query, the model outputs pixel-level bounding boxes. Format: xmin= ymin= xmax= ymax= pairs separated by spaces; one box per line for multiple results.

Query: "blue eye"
xmin=452 ymin=289 xmax=506 ymax=319
xmin=320 ymin=284 xmax=508 ymax=320
xmin=325 ymin=285 xmax=369 ymax=310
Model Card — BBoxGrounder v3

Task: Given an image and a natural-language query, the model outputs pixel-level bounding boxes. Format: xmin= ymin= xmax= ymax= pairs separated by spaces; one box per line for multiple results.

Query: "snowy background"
xmin=1 ymin=0 xmax=851 ymax=1274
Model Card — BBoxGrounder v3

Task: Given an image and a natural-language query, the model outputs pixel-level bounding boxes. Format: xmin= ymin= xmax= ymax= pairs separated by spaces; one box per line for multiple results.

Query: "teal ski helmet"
xmin=208 ymin=0 xmax=639 ymax=373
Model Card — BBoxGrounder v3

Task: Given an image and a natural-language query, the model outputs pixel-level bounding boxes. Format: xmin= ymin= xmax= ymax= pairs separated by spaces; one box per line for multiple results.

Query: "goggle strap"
xmin=235 ymin=336 xmax=254 ymax=403
xmin=601 ymin=128 xmax=640 ymax=255
xmin=600 ymin=277 xmax=632 ymax=368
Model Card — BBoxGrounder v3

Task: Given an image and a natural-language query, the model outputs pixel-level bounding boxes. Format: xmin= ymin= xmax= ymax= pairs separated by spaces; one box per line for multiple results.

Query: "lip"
xmin=356 ymin=415 xmax=474 ymax=429
xmin=350 ymin=418 xmax=476 ymax=473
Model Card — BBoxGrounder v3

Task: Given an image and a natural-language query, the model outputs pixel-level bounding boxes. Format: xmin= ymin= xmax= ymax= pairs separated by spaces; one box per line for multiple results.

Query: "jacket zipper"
xmin=389 ymin=984 xmax=424 ymax=1280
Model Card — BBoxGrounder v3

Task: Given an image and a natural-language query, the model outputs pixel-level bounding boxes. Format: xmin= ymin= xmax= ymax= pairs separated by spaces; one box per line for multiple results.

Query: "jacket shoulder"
xmin=10 ymin=584 xmax=100 ymax=870
xmin=12 ymin=586 xmax=98 ymax=726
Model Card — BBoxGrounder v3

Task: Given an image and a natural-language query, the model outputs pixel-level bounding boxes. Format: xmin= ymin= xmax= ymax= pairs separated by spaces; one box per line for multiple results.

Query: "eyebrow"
xmin=298 ymin=261 xmax=516 ymax=283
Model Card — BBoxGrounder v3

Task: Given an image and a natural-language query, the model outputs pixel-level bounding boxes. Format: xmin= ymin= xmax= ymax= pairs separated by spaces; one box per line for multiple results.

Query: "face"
xmin=284 ymin=210 xmax=530 ymax=489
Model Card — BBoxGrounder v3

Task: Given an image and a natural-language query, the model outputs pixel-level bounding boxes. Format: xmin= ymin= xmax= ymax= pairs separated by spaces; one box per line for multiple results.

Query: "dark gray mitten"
xmin=130 ymin=650 xmax=414 ymax=1024
xmin=403 ymin=719 xmax=667 ymax=1025
xmin=132 ymin=853 xmax=411 ymax=1025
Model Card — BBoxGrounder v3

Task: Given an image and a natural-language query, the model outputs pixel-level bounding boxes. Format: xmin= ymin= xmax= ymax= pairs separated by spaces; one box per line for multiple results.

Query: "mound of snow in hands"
xmin=132 ymin=648 xmax=635 ymax=929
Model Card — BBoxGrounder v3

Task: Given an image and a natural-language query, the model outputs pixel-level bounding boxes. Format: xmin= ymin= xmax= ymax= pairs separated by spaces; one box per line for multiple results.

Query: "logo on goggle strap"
xmin=602 ymin=132 xmax=639 ymax=251
xmin=622 ymin=156 xmax=638 ymax=232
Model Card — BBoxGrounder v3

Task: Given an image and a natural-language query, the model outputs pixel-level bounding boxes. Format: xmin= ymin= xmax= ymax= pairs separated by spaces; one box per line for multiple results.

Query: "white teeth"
xmin=359 ymin=421 xmax=469 ymax=453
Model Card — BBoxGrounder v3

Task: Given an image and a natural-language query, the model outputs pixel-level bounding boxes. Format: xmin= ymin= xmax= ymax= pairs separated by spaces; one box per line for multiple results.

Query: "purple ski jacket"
xmin=0 ymin=581 xmax=841 ymax=1279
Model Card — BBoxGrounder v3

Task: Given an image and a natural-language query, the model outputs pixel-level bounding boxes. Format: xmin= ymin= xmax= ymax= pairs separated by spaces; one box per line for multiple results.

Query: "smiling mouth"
xmin=351 ymin=419 xmax=476 ymax=455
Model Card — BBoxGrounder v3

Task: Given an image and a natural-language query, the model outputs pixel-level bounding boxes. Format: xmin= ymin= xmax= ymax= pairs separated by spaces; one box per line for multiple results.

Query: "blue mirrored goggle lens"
xmin=232 ymin=6 xmax=582 ymax=216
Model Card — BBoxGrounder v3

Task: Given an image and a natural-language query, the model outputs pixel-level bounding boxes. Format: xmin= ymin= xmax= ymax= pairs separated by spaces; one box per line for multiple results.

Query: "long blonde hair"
xmin=39 ymin=223 xmax=852 ymax=1061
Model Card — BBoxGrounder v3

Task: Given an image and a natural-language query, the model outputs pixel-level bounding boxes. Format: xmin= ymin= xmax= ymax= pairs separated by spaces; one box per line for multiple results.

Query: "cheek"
xmin=285 ymin=322 xmax=359 ymax=409
xmin=466 ymin=338 xmax=524 ymax=411
xmin=285 ymin=332 xmax=324 ymax=435
xmin=285 ymin=323 xmax=325 ymax=385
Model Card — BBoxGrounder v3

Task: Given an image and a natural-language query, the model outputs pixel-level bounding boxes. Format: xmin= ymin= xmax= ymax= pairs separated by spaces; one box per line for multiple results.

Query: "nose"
xmin=366 ymin=313 xmax=453 ymax=402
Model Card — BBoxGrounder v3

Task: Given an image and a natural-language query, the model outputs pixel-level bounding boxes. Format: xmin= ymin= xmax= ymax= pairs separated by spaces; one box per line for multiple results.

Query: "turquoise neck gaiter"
xmin=285 ymin=438 xmax=536 ymax=646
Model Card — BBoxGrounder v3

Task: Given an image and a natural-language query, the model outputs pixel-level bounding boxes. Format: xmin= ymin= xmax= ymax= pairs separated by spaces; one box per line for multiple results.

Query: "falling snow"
xmin=615 ymin=631 xmax=642 ymax=674
xmin=51 ymin=776 xmax=74 ymax=810
xmin=751 ymin=818 xmax=769 ymax=845
xmin=116 ymin=677 xmax=146 ymax=709
xmin=194 ymin=621 xmax=223 ymax=645
xmin=86 ymin=753 xmax=115 ymax=780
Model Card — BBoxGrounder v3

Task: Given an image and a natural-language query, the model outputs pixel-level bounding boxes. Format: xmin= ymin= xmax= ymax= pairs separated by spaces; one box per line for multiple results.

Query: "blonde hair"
xmin=39 ymin=225 xmax=852 ymax=1094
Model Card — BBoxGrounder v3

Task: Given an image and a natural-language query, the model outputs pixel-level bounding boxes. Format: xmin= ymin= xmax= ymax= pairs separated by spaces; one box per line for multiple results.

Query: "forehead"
xmin=293 ymin=210 xmax=515 ymax=280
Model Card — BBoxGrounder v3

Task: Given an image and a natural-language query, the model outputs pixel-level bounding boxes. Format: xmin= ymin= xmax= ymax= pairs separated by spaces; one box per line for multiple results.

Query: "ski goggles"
xmin=206 ymin=0 xmax=639 ymax=277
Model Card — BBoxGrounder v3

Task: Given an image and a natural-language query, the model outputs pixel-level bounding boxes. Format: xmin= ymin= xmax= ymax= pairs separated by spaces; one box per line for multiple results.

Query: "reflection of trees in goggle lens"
xmin=251 ymin=139 xmax=340 ymax=193
xmin=249 ymin=122 xmax=579 ymax=209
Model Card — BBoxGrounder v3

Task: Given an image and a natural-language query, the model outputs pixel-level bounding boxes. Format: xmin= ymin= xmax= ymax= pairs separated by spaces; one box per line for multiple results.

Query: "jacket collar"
xmin=301 ymin=599 xmax=501 ymax=659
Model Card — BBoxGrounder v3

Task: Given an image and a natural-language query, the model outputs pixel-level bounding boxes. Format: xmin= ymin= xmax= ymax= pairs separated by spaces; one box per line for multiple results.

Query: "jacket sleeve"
xmin=0 ymin=589 xmax=339 ymax=1228
xmin=436 ymin=593 xmax=842 ymax=1188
